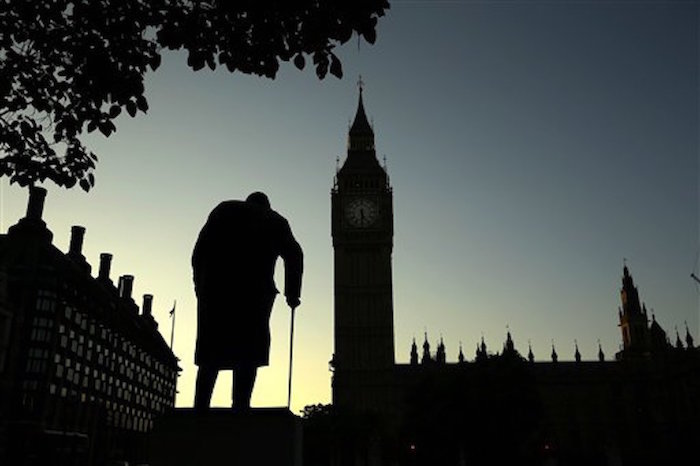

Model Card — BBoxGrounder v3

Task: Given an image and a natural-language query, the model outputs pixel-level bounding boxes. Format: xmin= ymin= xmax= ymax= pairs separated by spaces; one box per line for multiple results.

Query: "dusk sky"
xmin=1 ymin=2 xmax=698 ymax=414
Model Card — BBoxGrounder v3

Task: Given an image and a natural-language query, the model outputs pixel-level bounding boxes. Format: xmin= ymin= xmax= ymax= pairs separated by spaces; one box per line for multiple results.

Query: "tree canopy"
xmin=0 ymin=1 xmax=389 ymax=191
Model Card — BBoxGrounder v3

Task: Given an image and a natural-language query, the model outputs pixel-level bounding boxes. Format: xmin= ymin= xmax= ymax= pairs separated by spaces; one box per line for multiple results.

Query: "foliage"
xmin=0 ymin=1 xmax=389 ymax=191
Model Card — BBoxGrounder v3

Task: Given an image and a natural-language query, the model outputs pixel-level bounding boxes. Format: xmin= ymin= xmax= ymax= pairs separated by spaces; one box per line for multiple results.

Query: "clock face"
xmin=346 ymin=198 xmax=379 ymax=228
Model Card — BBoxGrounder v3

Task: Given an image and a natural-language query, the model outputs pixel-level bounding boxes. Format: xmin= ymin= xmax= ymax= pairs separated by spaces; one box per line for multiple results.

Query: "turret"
xmin=685 ymin=322 xmax=695 ymax=349
xmin=421 ymin=333 xmax=431 ymax=365
xmin=436 ymin=337 xmax=446 ymax=364
xmin=675 ymin=328 xmax=684 ymax=350
xmin=475 ymin=336 xmax=488 ymax=362
xmin=410 ymin=338 xmax=418 ymax=365
xmin=617 ymin=264 xmax=651 ymax=357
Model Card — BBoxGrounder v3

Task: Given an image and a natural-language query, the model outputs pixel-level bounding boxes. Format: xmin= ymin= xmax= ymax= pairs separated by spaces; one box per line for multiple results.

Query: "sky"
xmin=1 ymin=1 xmax=698 ymax=414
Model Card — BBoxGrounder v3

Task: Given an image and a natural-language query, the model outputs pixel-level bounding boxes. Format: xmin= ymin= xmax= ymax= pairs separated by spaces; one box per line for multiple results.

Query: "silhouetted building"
xmin=0 ymin=187 xmax=179 ymax=466
xmin=329 ymin=90 xmax=700 ymax=466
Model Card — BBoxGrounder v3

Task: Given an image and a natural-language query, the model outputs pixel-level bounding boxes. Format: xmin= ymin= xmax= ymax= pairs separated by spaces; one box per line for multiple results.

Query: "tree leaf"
xmin=109 ymin=105 xmax=121 ymax=118
xmin=126 ymin=101 xmax=137 ymax=117
xmin=329 ymin=54 xmax=342 ymax=79
xmin=136 ymin=95 xmax=148 ymax=113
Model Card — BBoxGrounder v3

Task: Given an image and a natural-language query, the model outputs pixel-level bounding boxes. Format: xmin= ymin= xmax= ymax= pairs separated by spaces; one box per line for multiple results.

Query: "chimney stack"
xmin=69 ymin=226 xmax=86 ymax=256
xmin=142 ymin=294 xmax=153 ymax=317
xmin=8 ymin=186 xmax=53 ymax=241
xmin=98 ymin=253 xmax=113 ymax=281
xmin=26 ymin=186 xmax=47 ymax=221
xmin=119 ymin=275 xmax=134 ymax=300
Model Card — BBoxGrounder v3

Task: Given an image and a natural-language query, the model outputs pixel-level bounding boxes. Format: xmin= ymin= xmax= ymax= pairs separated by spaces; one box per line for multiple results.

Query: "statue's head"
xmin=246 ymin=191 xmax=271 ymax=210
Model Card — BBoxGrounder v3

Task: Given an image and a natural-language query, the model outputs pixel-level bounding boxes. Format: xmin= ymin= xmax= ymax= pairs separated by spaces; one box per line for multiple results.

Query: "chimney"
xmin=119 ymin=275 xmax=134 ymax=299
xmin=26 ymin=186 xmax=47 ymax=221
xmin=69 ymin=226 xmax=86 ymax=256
xmin=8 ymin=186 xmax=53 ymax=241
xmin=98 ymin=253 xmax=113 ymax=281
xmin=142 ymin=294 xmax=153 ymax=317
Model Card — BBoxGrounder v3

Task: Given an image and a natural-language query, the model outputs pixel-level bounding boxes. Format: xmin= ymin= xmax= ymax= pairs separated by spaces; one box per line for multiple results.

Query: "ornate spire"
xmin=504 ymin=327 xmax=515 ymax=353
xmin=421 ymin=332 xmax=431 ymax=364
xmin=551 ymin=341 xmax=558 ymax=363
xmin=348 ymin=76 xmax=375 ymax=151
xmin=618 ymin=263 xmax=651 ymax=356
xmin=475 ymin=336 xmax=488 ymax=362
xmin=410 ymin=337 xmax=419 ymax=365
xmin=685 ymin=321 xmax=695 ymax=349
xmin=458 ymin=342 xmax=465 ymax=363
xmin=574 ymin=340 xmax=581 ymax=363
xmin=527 ymin=340 xmax=534 ymax=363
xmin=675 ymin=327 xmax=684 ymax=350
xmin=598 ymin=339 xmax=605 ymax=362
xmin=436 ymin=336 xmax=446 ymax=364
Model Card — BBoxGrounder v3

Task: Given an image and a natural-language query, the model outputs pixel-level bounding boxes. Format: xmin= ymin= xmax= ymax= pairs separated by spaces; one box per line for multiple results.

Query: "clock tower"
xmin=331 ymin=86 xmax=395 ymax=411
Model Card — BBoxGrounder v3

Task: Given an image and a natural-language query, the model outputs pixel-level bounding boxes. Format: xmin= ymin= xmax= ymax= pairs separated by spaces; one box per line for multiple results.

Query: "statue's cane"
xmin=287 ymin=305 xmax=296 ymax=410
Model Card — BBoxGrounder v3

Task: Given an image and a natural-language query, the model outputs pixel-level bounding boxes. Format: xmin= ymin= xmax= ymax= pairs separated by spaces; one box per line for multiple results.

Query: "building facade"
xmin=0 ymin=187 xmax=179 ymax=466
xmin=330 ymin=91 xmax=700 ymax=466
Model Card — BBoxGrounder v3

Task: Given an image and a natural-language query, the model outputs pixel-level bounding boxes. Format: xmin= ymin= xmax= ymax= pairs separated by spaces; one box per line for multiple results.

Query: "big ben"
xmin=331 ymin=85 xmax=395 ymax=411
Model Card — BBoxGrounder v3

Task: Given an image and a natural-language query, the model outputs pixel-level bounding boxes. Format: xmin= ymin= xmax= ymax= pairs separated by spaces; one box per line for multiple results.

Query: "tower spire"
xmin=348 ymin=77 xmax=374 ymax=151
xmin=574 ymin=340 xmax=581 ymax=362
xmin=685 ymin=321 xmax=695 ymax=349
xmin=422 ymin=331 xmax=431 ymax=364
xmin=410 ymin=337 xmax=419 ymax=365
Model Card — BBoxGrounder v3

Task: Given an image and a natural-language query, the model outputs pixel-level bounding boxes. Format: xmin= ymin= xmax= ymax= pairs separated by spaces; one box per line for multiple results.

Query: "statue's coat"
xmin=192 ymin=200 xmax=303 ymax=368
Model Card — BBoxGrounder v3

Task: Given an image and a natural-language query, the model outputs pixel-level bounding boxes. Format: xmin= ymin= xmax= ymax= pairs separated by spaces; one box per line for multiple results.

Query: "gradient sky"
xmin=1 ymin=2 xmax=698 ymax=414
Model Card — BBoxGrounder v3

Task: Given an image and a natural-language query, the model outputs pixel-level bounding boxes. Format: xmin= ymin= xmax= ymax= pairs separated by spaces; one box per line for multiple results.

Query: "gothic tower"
xmin=331 ymin=86 xmax=395 ymax=411
xmin=617 ymin=264 xmax=650 ymax=357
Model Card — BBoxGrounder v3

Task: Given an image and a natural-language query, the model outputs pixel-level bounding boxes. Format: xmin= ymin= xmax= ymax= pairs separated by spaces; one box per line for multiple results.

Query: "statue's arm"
xmin=280 ymin=220 xmax=303 ymax=307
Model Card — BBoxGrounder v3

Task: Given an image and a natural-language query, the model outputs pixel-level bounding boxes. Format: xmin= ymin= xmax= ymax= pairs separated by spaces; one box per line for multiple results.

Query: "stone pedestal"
xmin=149 ymin=408 xmax=302 ymax=466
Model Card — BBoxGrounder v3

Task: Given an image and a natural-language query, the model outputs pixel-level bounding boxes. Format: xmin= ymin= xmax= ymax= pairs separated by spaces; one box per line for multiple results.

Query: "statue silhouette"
xmin=192 ymin=192 xmax=303 ymax=410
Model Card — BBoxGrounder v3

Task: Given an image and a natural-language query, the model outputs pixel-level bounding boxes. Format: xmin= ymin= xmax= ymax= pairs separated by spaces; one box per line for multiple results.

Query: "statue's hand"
xmin=286 ymin=296 xmax=301 ymax=309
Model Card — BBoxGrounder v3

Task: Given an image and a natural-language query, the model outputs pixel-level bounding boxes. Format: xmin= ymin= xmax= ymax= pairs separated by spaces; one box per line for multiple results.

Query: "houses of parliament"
xmin=328 ymin=88 xmax=700 ymax=466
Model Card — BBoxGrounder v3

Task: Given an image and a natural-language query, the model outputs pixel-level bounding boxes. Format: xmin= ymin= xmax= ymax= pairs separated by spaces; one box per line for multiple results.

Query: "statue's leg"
xmin=194 ymin=366 xmax=218 ymax=410
xmin=232 ymin=365 xmax=258 ymax=410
